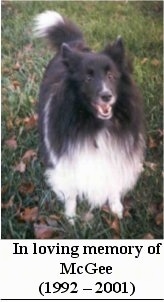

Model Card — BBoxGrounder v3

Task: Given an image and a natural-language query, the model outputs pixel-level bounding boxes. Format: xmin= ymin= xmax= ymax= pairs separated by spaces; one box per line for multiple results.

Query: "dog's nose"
xmin=100 ymin=91 xmax=112 ymax=103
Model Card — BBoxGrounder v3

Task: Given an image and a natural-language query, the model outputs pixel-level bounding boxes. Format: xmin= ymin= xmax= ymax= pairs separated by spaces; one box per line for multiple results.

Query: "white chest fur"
xmin=45 ymin=131 xmax=144 ymax=211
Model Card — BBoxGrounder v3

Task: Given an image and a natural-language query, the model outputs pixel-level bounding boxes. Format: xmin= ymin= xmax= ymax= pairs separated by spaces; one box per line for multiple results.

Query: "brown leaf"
xmin=29 ymin=98 xmax=37 ymax=105
xmin=19 ymin=182 xmax=35 ymax=195
xmin=3 ymin=67 xmax=11 ymax=75
xmin=1 ymin=196 xmax=14 ymax=209
xmin=13 ymin=62 xmax=21 ymax=71
xmin=1 ymin=185 xmax=9 ymax=195
xmin=18 ymin=207 xmax=39 ymax=222
xmin=49 ymin=214 xmax=61 ymax=221
xmin=123 ymin=209 xmax=132 ymax=218
xmin=37 ymin=215 xmax=47 ymax=224
xmin=13 ymin=161 xmax=26 ymax=173
xmin=110 ymin=217 xmax=120 ymax=235
xmin=148 ymin=136 xmax=158 ymax=149
xmin=155 ymin=212 xmax=163 ymax=226
xmin=22 ymin=149 xmax=37 ymax=164
xmin=101 ymin=204 xmax=110 ymax=214
xmin=34 ymin=223 xmax=55 ymax=239
xmin=157 ymin=129 xmax=164 ymax=137
xmin=147 ymin=203 xmax=158 ymax=216
xmin=145 ymin=161 xmax=158 ymax=171
xmin=12 ymin=80 xmax=20 ymax=89
xmin=5 ymin=137 xmax=17 ymax=149
xmin=151 ymin=58 xmax=160 ymax=66
xmin=6 ymin=119 xmax=14 ymax=130
xmin=141 ymin=58 xmax=148 ymax=65
xmin=103 ymin=215 xmax=120 ymax=235
xmin=143 ymin=233 xmax=154 ymax=239
xmin=14 ymin=117 xmax=23 ymax=127
xmin=23 ymin=114 xmax=38 ymax=129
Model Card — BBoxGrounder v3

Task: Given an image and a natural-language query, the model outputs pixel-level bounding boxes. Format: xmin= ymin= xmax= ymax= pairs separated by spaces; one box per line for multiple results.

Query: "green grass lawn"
xmin=1 ymin=1 xmax=163 ymax=239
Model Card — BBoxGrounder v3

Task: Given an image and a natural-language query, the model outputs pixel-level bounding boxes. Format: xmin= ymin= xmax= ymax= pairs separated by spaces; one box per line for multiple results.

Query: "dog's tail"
xmin=33 ymin=11 xmax=84 ymax=51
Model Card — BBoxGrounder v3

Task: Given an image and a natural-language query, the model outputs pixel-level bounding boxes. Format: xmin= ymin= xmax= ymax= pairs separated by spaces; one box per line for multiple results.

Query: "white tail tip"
xmin=33 ymin=10 xmax=64 ymax=37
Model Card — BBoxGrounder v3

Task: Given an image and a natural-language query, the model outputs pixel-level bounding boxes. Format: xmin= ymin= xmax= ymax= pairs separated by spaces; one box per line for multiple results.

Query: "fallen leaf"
xmin=145 ymin=161 xmax=158 ymax=171
xmin=18 ymin=207 xmax=39 ymax=222
xmin=14 ymin=117 xmax=23 ymax=127
xmin=5 ymin=137 xmax=17 ymax=149
xmin=19 ymin=182 xmax=35 ymax=195
xmin=155 ymin=212 xmax=163 ymax=226
xmin=148 ymin=136 xmax=158 ymax=149
xmin=1 ymin=185 xmax=9 ymax=195
xmin=151 ymin=58 xmax=160 ymax=66
xmin=157 ymin=129 xmax=164 ymax=137
xmin=123 ymin=209 xmax=132 ymax=218
xmin=49 ymin=214 xmax=61 ymax=221
xmin=110 ymin=217 xmax=120 ymax=235
xmin=13 ymin=62 xmax=21 ymax=71
xmin=22 ymin=149 xmax=37 ymax=164
xmin=141 ymin=58 xmax=148 ymax=65
xmin=143 ymin=233 xmax=154 ymax=239
xmin=13 ymin=161 xmax=26 ymax=173
xmin=1 ymin=196 xmax=14 ymax=209
xmin=23 ymin=114 xmax=38 ymax=129
xmin=103 ymin=215 xmax=120 ymax=235
xmin=6 ymin=119 xmax=14 ymax=130
xmin=37 ymin=215 xmax=47 ymax=224
xmin=3 ymin=67 xmax=11 ymax=74
xmin=29 ymin=98 xmax=37 ymax=105
xmin=101 ymin=204 xmax=110 ymax=214
xmin=147 ymin=203 xmax=158 ymax=216
xmin=34 ymin=223 xmax=55 ymax=239
xmin=12 ymin=80 xmax=20 ymax=89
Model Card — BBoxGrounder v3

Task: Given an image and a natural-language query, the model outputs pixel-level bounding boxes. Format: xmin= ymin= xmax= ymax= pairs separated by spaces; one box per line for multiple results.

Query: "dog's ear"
xmin=61 ymin=43 xmax=81 ymax=71
xmin=61 ymin=43 xmax=73 ymax=68
xmin=61 ymin=43 xmax=72 ymax=58
xmin=104 ymin=36 xmax=125 ymax=68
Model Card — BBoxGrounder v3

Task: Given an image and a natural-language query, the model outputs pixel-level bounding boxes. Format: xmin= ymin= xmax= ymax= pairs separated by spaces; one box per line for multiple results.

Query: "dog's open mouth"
xmin=92 ymin=102 xmax=113 ymax=119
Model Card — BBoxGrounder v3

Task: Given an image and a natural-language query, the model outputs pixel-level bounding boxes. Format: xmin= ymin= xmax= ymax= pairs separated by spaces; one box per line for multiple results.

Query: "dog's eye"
xmin=107 ymin=72 xmax=113 ymax=79
xmin=86 ymin=75 xmax=92 ymax=82
xmin=86 ymin=69 xmax=94 ymax=82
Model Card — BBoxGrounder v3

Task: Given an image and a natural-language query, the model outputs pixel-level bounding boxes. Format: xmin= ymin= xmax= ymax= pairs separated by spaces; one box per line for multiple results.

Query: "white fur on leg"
xmin=65 ymin=197 xmax=77 ymax=225
xmin=109 ymin=200 xmax=123 ymax=219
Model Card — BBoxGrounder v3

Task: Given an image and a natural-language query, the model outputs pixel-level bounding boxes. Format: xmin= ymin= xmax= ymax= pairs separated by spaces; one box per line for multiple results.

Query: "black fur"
xmin=38 ymin=14 xmax=144 ymax=166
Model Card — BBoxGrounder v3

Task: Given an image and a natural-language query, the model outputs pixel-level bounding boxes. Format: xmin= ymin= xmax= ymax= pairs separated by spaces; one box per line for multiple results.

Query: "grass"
xmin=1 ymin=1 xmax=163 ymax=239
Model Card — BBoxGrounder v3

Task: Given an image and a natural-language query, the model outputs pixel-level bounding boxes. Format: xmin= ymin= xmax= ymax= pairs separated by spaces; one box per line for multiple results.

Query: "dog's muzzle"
xmin=92 ymin=90 xmax=116 ymax=120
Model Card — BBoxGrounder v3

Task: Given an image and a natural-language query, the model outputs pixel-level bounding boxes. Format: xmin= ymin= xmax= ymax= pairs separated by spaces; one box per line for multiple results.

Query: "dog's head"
xmin=61 ymin=37 xmax=127 ymax=120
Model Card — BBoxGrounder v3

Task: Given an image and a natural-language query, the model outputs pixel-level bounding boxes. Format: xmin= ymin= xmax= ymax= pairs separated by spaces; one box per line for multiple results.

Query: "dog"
xmin=33 ymin=11 xmax=145 ymax=222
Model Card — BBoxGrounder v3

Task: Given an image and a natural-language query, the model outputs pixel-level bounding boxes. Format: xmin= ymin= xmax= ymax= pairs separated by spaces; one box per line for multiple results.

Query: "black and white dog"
xmin=34 ymin=11 xmax=145 ymax=222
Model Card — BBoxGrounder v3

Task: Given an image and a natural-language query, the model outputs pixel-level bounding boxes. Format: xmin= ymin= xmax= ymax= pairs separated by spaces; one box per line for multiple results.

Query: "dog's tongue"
xmin=101 ymin=103 xmax=110 ymax=114
xmin=97 ymin=103 xmax=111 ymax=115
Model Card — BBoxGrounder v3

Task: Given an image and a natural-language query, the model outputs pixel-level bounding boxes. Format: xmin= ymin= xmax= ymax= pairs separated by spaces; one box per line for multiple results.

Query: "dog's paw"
xmin=68 ymin=217 xmax=75 ymax=226
xmin=110 ymin=202 xmax=123 ymax=219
